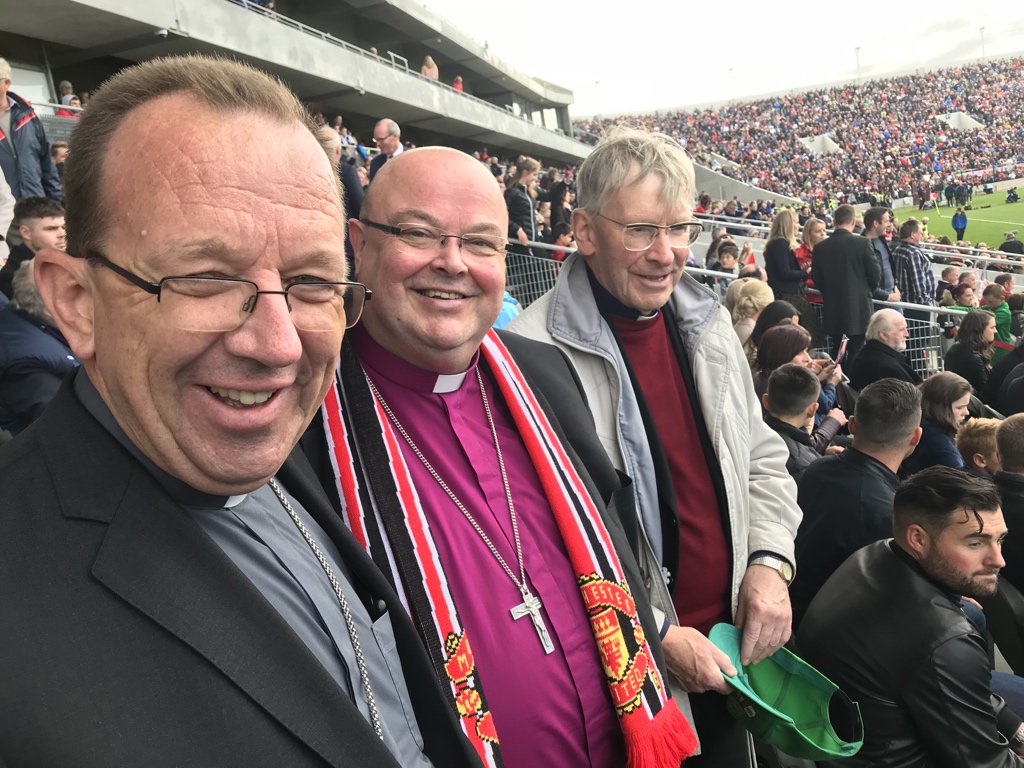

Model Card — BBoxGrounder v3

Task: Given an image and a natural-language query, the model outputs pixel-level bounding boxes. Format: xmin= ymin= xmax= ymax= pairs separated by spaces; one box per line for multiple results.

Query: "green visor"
xmin=709 ymin=622 xmax=863 ymax=760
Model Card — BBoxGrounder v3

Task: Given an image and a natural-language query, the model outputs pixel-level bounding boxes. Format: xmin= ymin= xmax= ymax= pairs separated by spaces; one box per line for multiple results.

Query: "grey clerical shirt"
xmin=73 ymin=371 xmax=432 ymax=768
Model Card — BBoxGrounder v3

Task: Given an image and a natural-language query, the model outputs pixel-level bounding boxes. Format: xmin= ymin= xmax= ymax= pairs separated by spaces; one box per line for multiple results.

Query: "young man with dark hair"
xmin=761 ymin=363 xmax=821 ymax=482
xmin=800 ymin=467 xmax=1024 ymax=767
xmin=791 ymin=378 xmax=922 ymax=625
xmin=0 ymin=196 xmax=65 ymax=299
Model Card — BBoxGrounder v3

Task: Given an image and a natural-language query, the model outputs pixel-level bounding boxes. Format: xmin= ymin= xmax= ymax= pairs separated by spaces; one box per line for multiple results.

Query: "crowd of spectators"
xmin=575 ymin=58 xmax=1024 ymax=206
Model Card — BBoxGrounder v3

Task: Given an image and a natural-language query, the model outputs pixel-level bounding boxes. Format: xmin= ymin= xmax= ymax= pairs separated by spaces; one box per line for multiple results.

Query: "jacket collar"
xmin=35 ymin=379 xmax=397 ymax=766
xmin=546 ymin=251 xmax=721 ymax=354
xmin=763 ymin=413 xmax=813 ymax=446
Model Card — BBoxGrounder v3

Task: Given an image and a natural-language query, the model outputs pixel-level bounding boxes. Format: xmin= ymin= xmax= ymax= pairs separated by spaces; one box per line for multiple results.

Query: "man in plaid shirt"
xmin=892 ymin=219 xmax=937 ymax=353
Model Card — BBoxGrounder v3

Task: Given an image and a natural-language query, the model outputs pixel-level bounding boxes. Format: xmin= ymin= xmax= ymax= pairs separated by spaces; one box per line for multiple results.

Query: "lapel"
xmin=41 ymin=384 xmax=399 ymax=768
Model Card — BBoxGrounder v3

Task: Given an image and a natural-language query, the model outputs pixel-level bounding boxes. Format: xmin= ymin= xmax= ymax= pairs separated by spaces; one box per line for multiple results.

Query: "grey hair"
xmin=376 ymin=118 xmax=400 ymax=137
xmin=866 ymin=309 xmax=902 ymax=341
xmin=11 ymin=260 xmax=52 ymax=321
xmin=575 ymin=126 xmax=695 ymax=216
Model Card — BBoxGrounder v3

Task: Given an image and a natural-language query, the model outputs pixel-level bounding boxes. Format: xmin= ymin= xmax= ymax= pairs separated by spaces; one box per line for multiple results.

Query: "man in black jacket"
xmin=792 ymin=379 xmax=922 ymax=626
xmin=1 ymin=55 xmax=478 ymax=768
xmin=848 ymin=309 xmax=923 ymax=390
xmin=812 ymin=204 xmax=884 ymax=361
xmin=800 ymin=468 xmax=1024 ymax=767
xmin=761 ymin=364 xmax=821 ymax=482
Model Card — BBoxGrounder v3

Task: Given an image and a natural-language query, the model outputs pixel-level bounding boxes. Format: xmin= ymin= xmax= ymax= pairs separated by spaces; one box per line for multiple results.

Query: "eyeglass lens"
xmin=158 ymin=278 xmax=365 ymax=332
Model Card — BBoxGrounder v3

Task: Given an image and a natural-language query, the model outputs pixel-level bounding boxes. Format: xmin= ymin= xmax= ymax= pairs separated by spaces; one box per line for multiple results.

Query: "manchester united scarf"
xmin=320 ymin=330 xmax=697 ymax=768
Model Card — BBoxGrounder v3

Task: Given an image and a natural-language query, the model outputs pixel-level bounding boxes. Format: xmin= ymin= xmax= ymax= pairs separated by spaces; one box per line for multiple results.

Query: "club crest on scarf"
xmin=582 ymin=575 xmax=661 ymax=714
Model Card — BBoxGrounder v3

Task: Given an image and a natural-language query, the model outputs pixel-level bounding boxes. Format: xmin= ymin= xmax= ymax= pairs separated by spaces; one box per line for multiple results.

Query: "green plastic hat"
xmin=708 ymin=622 xmax=863 ymax=760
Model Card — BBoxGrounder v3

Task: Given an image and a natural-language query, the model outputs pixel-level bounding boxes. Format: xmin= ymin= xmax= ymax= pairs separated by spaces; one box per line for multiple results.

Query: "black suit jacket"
xmin=0 ymin=381 xmax=478 ymax=768
xmin=848 ymin=339 xmax=922 ymax=391
xmin=368 ymin=152 xmax=388 ymax=181
xmin=811 ymin=229 xmax=880 ymax=336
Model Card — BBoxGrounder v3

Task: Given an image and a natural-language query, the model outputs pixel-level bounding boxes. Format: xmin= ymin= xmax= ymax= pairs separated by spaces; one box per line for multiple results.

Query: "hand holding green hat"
xmin=708 ymin=622 xmax=863 ymax=760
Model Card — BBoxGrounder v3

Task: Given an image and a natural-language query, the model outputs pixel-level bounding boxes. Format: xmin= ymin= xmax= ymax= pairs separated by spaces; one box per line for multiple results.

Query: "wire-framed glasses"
xmin=88 ymin=252 xmax=371 ymax=332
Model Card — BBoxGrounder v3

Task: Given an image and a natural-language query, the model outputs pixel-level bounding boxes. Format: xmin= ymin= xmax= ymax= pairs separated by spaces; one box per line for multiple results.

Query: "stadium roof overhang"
xmin=7 ymin=0 xmax=590 ymax=164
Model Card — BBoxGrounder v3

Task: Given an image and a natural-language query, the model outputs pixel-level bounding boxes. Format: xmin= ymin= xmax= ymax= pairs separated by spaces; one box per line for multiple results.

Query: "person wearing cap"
xmin=511 ymin=126 xmax=800 ymax=766
xmin=799 ymin=467 xmax=1024 ymax=767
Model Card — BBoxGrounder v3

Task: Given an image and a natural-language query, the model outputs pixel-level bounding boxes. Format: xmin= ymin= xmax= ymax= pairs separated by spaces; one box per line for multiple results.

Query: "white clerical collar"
xmin=432 ymin=371 xmax=468 ymax=393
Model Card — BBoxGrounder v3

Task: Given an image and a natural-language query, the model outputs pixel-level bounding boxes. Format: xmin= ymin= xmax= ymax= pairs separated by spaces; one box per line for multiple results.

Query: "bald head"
xmin=350 ymin=147 xmax=510 ymax=374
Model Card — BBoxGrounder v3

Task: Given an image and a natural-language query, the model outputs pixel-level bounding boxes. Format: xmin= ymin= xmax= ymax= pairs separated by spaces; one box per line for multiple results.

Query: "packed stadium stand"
xmin=575 ymin=58 xmax=1024 ymax=206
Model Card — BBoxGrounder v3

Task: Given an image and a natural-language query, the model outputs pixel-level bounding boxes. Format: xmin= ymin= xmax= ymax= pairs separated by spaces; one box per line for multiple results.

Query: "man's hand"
xmin=735 ymin=564 xmax=793 ymax=666
xmin=517 ymin=228 xmax=530 ymax=246
xmin=661 ymin=625 xmax=736 ymax=694
xmin=827 ymin=407 xmax=848 ymax=427
xmin=887 ymin=287 xmax=902 ymax=302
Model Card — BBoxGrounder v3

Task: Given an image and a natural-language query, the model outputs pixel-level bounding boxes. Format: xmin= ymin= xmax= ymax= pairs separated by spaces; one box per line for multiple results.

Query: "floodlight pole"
xmin=855 ymin=47 xmax=861 ymax=84
xmin=980 ymin=27 xmax=986 ymax=62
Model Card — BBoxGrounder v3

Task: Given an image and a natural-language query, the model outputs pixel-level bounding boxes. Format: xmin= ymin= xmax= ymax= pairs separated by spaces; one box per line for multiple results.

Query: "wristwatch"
xmin=749 ymin=555 xmax=794 ymax=585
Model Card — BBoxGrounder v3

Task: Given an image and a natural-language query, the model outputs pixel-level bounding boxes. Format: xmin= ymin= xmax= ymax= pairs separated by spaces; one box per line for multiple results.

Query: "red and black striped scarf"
xmin=320 ymin=330 xmax=697 ymax=768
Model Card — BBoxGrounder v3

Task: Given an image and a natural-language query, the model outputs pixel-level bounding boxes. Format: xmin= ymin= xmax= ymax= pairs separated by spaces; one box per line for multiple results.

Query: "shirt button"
xmin=376 ymin=599 xmax=387 ymax=614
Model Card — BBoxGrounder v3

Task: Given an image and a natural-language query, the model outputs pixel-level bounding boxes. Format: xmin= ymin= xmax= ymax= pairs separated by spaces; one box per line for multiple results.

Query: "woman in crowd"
xmin=505 ymin=156 xmax=541 ymax=253
xmin=727 ymin=278 xmax=775 ymax=347
xmin=944 ymin=309 xmax=996 ymax=396
xmin=902 ymin=372 xmax=972 ymax=473
xmin=794 ymin=218 xmax=826 ymax=305
xmin=547 ymin=180 xmax=572 ymax=230
xmin=754 ymin=323 xmax=847 ymax=452
xmin=763 ymin=208 xmax=807 ymax=299
xmin=747 ymin=299 xmax=800 ymax=363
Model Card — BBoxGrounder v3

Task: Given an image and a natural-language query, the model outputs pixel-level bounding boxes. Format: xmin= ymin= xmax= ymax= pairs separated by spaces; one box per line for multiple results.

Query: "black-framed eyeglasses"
xmin=87 ymin=252 xmax=371 ymax=332
xmin=360 ymin=219 xmax=511 ymax=259
xmin=595 ymin=213 xmax=704 ymax=251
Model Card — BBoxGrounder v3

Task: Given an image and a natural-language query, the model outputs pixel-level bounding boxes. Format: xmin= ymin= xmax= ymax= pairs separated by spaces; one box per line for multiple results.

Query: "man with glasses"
xmin=368 ymin=118 xmax=402 ymax=181
xmin=511 ymin=127 xmax=801 ymax=766
xmin=301 ymin=145 xmax=697 ymax=768
xmin=0 ymin=55 xmax=479 ymax=767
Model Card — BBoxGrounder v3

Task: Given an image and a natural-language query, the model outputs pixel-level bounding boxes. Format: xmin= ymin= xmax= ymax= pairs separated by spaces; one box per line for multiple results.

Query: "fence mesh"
xmin=508 ymin=251 xmax=947 ymax=378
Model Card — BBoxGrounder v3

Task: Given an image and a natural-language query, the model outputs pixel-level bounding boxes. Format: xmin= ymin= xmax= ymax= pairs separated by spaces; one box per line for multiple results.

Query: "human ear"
xmin=571 ymin=208 xmax=598 ymax=258
xmin=904 ymin=523 xmax=931 ymax=560
xmin=33 ymin=249 xmax=96 ymax=363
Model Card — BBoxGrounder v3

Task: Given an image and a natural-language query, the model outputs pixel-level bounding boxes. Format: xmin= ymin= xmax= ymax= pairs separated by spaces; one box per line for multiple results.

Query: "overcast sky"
xmin=421 ymin=0 xmax=1024 ymax=117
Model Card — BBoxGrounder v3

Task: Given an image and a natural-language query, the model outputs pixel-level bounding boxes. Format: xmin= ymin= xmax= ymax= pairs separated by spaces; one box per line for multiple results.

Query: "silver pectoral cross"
xmin=511 ymin=590 xmax=555 ymax=654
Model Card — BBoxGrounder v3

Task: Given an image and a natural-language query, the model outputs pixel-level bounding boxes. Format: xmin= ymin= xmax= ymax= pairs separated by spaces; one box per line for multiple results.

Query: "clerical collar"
xmin=73 ymin=370 xmax=248 ymax=509
xmin=585 ymin=264 xmax=661 ymax=321
xmin=353 ymin=325 xmax=478 ymax=394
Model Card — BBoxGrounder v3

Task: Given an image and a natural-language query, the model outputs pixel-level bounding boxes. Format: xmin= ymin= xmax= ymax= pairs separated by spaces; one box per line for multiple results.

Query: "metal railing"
xmin=508 ymin=242 xmax=970 ymax=379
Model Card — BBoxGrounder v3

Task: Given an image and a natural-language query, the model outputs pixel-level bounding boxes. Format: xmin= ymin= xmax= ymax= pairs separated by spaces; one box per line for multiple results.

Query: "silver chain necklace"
xmin=267 ymin=478 xmax=385 ymax=740
xmin=366 ymin=369 xmax=555 ymax=654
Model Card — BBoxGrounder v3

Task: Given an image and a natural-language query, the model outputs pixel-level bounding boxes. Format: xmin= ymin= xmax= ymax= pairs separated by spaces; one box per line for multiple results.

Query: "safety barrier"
xmin=508 ymin=243 xmax=975 ymax=379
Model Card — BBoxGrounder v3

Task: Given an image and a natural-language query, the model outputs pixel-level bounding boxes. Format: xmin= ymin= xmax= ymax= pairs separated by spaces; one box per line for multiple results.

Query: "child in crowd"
xmin=982 ymin=283 xmax=1014 ymax=362
xmin=956 ymin=418 xmax=1003 ymax=477
xmin=936 ymin=265 xmax=960 ymax=305
xmin=761 ymin=364 xmax=823 ymax=482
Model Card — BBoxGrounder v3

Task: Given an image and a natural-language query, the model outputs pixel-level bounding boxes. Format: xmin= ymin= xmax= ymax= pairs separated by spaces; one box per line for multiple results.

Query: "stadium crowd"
xmin=6 ymin=50 xmax=1024 ymax=768
xmin=575 ymin=58 xmax=1024 ymax=206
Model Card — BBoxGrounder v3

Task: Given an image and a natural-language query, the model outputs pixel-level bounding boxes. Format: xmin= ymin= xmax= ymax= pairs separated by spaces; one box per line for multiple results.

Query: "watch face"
xmin=780 ymin=562 xmax=794 ymax=582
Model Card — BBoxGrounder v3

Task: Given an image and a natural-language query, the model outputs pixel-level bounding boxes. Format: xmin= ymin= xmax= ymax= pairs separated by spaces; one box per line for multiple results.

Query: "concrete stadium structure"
xmin=2 ymin=0 xmax=590 ymax=164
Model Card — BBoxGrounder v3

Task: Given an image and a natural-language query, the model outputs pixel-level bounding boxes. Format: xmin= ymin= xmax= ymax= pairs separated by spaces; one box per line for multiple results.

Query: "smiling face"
xmin=351 ymin=148 xmax=508 ymax=374
xmin=71 ymin=94 xmax=347 ymax=494
xmin=573 ymin=168 xmax=691 ymax=313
